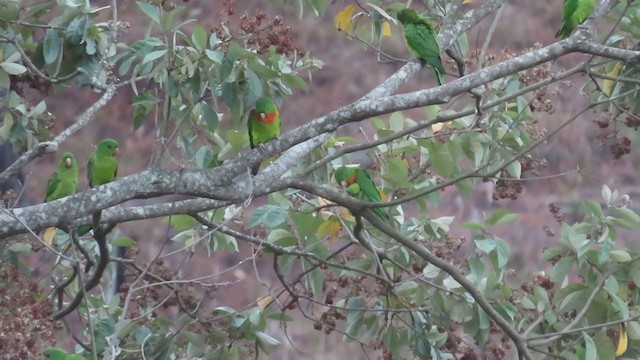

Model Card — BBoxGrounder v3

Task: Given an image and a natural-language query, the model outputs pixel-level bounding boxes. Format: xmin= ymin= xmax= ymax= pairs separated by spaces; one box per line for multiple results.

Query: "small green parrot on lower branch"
xmin=43 ymin=347 xmax=85 ymax=360
xmin=396 ymin=8 xmax=445 ymax=86
xmin=43 ymin=152 xmax=78 ymax=245
xmin=334 ymin=166 xmax=390 ymax=221
xmin=556 ymin=0 xmax=595 ymax=39
xmin=248 ymin=97 xmax=281 ymax=175
xmin=77 ymin=138 xmax=119 ymax=236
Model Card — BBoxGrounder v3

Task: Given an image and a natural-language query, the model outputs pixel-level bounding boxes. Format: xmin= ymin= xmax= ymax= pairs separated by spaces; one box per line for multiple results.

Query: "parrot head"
xmin=96 ymin=138 xmax=120 ymax=158
xmin=334 ymin=166 xmax=357 ymax=189
xmin=252 ymin=97 xmax=279 ymax=124
xmin=396 ymin=8 xmax=421 ymax=25
xmin=61 ymin=152 xmax=77 ymax=169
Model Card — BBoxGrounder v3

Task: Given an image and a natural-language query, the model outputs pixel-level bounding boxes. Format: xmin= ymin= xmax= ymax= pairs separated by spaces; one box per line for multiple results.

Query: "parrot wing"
xmin=44 ymin=171 xmax=60 ymax=202
xmin=556 ymin=0 xmax=579 ymax=38
xmin=404 ymin=21 xmax=444 ymax=85
xmin=356 ymin=170 xmax=389 ymax=221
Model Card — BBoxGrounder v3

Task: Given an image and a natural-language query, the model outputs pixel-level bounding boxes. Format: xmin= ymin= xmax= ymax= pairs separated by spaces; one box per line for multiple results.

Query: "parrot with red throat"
xmin=334 ymin=166 xmax=389 ymax=221
xmin=248 ymin=97 xmax=281 ymax=175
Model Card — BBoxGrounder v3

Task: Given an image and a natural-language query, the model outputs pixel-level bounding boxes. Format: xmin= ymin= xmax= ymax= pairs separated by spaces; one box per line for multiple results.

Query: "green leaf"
xmin=281 ymin=73 xmax=308 ymax=91
xmin=195 ymin=146 xmax=214 ymax=169
xmin=248 ymin=205 xmax=288 ymax=229
xmin=613 ymin=207 xmax=640 ymax=227
xmin=582 ymin=332 xmax=597 ymax=360
xmin=245 ymin=68 xmax=263 ymax=99
xmin=610 ymin=250 xmax=632 ymax=262
xmin=191 ymin=24 xmax=207 ymax=50
xmin=309 ymin=0 xmax=327 ymax=16
xmin=426 ymin=141 xmax=454 ymax=177
xmin=551 ymin=256 xmax=574 ymax=283
xmin=43 ymin=29 xmax=62 ymax=65
xmin=475 ymin=239 xmax=496 ymax=253
xmin=165 ymin=214 xmax=197 ymax=231
xmin=219 ymin=52 xmax=234 ymax=80
xmin=0 ymin=62 xmax=26 ymax=75
xmin=142 ymin=49 xmax=167 ymax=64
xmin=112 ymin=236 xmax=136 ymax=247
xmin=201 ymin=104 xmax=218 ymax=131
xmin=137 ymin=1 xmax=160 ymax=23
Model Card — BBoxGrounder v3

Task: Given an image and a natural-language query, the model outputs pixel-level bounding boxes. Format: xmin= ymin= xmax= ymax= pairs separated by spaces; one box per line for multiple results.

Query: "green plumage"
xmin=248 ymin=97 xmax=281 ymax=175
xmin=78 ymin=139 xmax=119 ymax=237
xmin=334 ymin=166 xmax=389 ymax=221
xmin=556 ymin=0 xmax=595 ymax=39
xmin=397 ymin=8 xmax=445 ymax=85
xmin=43 ymin=152 xmax=78 ymax=244
xmin=87 ymin=139 xmax=119 ymax=188
xmin=43 ymin=348 xmax=85 ymax=360
xmin=45 ymin=152 xmax=78 ymax=203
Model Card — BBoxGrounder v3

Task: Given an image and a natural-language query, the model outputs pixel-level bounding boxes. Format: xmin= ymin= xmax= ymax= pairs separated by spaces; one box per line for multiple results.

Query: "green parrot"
xmin=247 ymin=97 xmax=281 ymax=175
xmin=88 ymin=138 xmax=119 ymax=187
xmin=77 ymin=138 xmax=119 ymax=236
xmin=396 ymin=8 xmax=445 ymax=85
xmin=43 ymin=152 xmax=78 ymax=245
xmin=334 ymin=166 xmax=389 ymax=221
xmin=43 ymin=347 xmax=85 ymax=360
xmin=555 ymin=0 xmax=595 ymax=39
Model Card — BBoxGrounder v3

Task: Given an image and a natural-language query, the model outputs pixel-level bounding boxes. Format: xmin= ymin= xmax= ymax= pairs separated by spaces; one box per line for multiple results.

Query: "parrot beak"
xmin=259 ymin=113 xmax=266 ymax=120
xmin=65 ymin=157 xmax=72 ymax=167
xmin=339 ymin=181 xmax=347 ymax=189
xmin=114 ymin=147 xmax=120 ymax=157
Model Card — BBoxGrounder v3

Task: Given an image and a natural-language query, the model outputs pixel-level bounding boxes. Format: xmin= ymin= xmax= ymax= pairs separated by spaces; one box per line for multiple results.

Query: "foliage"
xmin=0 ymin=0 xmax=639 ymax=359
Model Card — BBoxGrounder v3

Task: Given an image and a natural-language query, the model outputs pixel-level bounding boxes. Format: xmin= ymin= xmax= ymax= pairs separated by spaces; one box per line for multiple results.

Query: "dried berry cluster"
xmin=11 ymin=73 xmax=53 ymax=97
xmin=609 ymin=136 xmax=632 ymax=160
xmin=0 ymin=261 xmax=58 ymax=359
xmin=211 ymin=0 xmax=305 ymax=56
xmin=492 ymin=176 xmax=524 ymax=200
xmin=427 ymin=234 xmax=466 ymax=263
xmin=548 ymin=202 xmax=565 ymax=223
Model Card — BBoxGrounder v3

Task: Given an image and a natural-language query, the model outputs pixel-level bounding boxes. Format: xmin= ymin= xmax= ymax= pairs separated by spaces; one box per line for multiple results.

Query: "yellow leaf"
xmin=257 ymin=295 xmax=274 ymax=311
xmin=43 ymin=227 xmax=56 ymax=246
xmin=335 ymin=5 xmax=356 ymax=34
xmin=317 ymin=218 xmax=343 ymax=243
xmin=431 ymin=121 xmax=451 ymax=133
xmin=382 ymin=21 xmax=391 ymax=37
xmin=603 ymin=61 xmax=621 ymax=97
xmin=339 ymin=208 xmax=355 ymax=223
xmin=616 ymin=323 xmax=628 ymax=356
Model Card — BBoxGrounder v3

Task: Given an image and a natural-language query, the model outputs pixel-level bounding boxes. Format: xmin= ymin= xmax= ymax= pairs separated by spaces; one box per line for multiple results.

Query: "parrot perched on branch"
xmin=555 ymin=0 xmax=595 ymax=39
xmin=77 ymin=138 xmax=119 ymax=236
xmin=396 ymin=8 xmax=445 ymax=85
xmin=43 ymin=347 xmax=85 ymax=360
xmin=87 ymin=138 xmax=119 ymax=188
xmin=43 ymin=152 xmax=78 ymax=245
xmin=248 ymin=97 xmax=281 ymax=175
xmin=334 ymin=166 xmax=389 ymax=221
